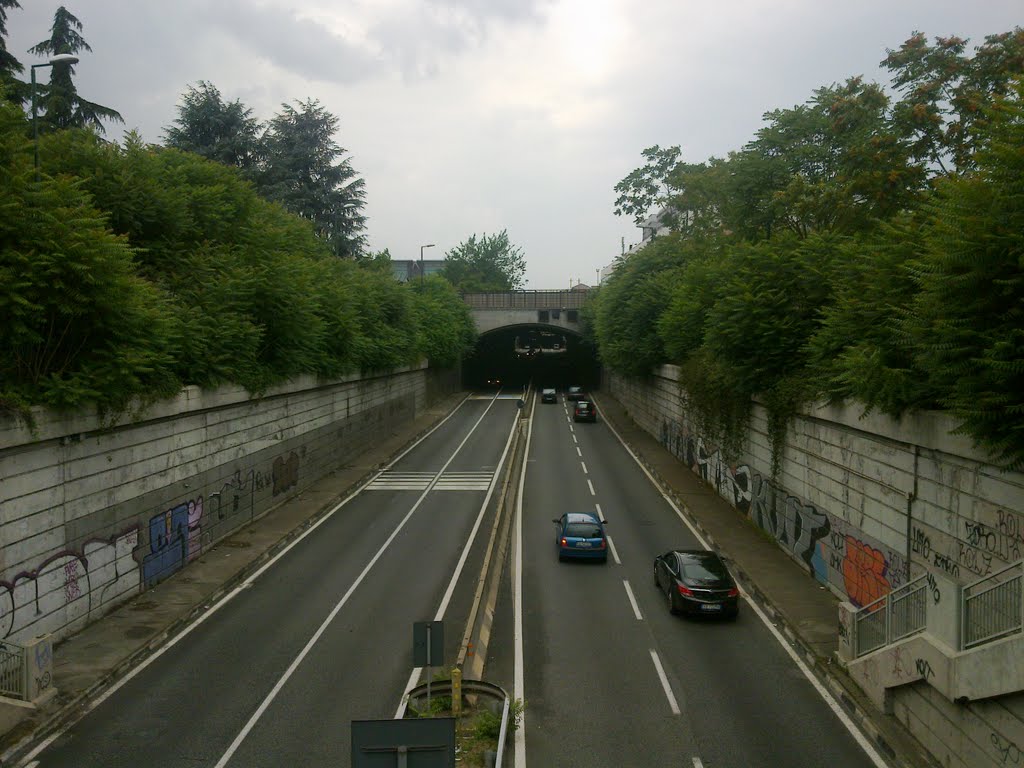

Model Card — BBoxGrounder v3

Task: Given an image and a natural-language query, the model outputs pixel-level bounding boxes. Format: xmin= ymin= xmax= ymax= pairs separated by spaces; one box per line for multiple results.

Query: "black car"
xmin=573 ymin=400 xmax=597 ymax=422
xmin=566 ymin=386 xmax=584 ymax=402
xmin=654 ymin=549 xmax=739 ymax=619
xmin=541 ymin=388 xmax=558 ymax=403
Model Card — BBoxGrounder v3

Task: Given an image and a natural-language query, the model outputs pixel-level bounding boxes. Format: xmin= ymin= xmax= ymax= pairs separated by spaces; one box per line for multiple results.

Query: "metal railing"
xmin=963 ymin=560 xmax=1023 ymax=649
xmin=462 ymin=290 xmax=588 ymax=310
xmin=0 ymin=641 xmax=26 ymax=699
xmin=853 ymin=574 xmax=928 ymax=658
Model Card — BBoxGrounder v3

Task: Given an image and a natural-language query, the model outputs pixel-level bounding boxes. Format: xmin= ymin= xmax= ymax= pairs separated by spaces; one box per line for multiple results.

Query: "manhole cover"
xmin=124 ymin=626 xmax=154 ymax=639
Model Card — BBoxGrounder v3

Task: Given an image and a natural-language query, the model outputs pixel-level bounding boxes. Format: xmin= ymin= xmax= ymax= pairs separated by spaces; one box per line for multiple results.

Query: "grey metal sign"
xmin=351 ymin=717 xmax=455 ymax=767
xmin=412 ymin=621 xmax=444 ymax=667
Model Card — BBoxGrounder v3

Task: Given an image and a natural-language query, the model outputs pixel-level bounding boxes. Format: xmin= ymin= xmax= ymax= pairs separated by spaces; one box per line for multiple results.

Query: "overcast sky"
xmin=6 ymin=1 xmax=1021 ymax=288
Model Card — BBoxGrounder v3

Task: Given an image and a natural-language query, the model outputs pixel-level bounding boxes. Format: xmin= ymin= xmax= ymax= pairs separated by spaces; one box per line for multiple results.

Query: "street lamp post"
xmin=419 ymin=243 xmax=435 ymax=288
xmin=31 ymin=53 xmax=79 ymax=182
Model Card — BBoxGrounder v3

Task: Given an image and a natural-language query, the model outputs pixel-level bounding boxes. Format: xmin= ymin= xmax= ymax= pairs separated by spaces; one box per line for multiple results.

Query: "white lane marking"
xmin=743 ymin=594 xmax=890 ymax=767
xmin=576 ymin=446 xmax=582 ymax=457
xmin=594 ymin=503 xmax=602 ymax=517
xmin=587 ymin=479 xmax=595 ymax=496
xmin=597 ymin=396 xmax=890 ymax=768
xmin=605 ymin=533 xmax=621 ymax=565
xmin=580 ymin=461 xmax=588 ymax=475
xmin=572 ymin=434 xmax=578 ymax=444
xmin=11 ymin=398 xmax=477 ymax=768
xmin=623 ymin=580 xmax=643 ymax=620
xmin=693 ymin=758 xmax=705 ymax=768
xmin=395 ymin=414 xmax=520 ymax=717
xmin=514 ymin=398 xmax=535 ymax=768
xmin=649 ymin=650 xmax=680 ymax=715
xmin=213 ymin=399 xmax=500 ymax=768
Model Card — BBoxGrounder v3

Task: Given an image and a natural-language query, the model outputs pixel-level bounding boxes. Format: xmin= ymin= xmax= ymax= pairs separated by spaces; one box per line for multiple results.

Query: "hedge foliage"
xmin=593 ymin=78 xmax=1024 ymax=469
xmin=0 ymin=105 xmax=476 ymax=416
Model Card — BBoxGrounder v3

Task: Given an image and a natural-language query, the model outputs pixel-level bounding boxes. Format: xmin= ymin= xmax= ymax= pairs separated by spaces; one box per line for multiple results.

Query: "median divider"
xmin=456 ymin=385 xmax=532 ymax=684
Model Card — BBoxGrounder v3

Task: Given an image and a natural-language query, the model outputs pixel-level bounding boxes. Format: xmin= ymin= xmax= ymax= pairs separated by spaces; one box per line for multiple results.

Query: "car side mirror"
xmin=601 ymin=520 xmax=608 ymax=525
xmin=551 ymin=519 xmax=560 ymax=524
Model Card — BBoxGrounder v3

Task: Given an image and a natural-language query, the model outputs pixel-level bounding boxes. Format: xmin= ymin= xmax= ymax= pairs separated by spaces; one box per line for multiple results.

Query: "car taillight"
xmin=599 ymin=538 xmax=606 ymax=549
xmin=677 ymin=584 xmax=694 ymax=597
xmin=560 ymin=537 xmax=567 ymax=547
xmin=728 ymin=587 xmax=739 ymax=597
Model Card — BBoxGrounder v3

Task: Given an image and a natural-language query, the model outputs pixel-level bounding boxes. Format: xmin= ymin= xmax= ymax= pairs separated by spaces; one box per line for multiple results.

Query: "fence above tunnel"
xmin=461 ymin=290 xmax=589 ymax=310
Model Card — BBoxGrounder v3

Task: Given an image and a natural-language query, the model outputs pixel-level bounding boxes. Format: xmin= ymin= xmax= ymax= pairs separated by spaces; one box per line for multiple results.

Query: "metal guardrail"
xmin=462 ymin=290 xmax=589 ymax=310
xmin=0 ymin=641 xmax=26 ymax=699
xmin=963 ymin=560 xmax=1023 ymax=649
xmin=853 ymin=574 xmax=928 ymax=658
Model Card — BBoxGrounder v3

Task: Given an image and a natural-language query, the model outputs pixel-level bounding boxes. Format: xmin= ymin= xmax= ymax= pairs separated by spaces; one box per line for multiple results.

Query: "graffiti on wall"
xmin=658 ymin=418 xmax=907 ymax=606
xmin=0 ymin=527 xmax=140 ymax=642
xmin=142 ymin=497 xmax=203 ymax=587
xmin=272 ymin=452 xmax=299 ymax=496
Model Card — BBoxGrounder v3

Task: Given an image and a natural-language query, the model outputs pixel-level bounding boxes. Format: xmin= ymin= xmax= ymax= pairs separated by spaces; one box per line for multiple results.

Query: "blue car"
xmin=553 ymin=512 xmax=608 ymax=563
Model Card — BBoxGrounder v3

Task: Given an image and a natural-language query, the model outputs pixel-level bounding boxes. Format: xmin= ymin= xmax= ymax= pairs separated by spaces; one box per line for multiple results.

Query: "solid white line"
xmin=743 ymin=595 xmax=890 ymax=767
xmin=649 ymin=650 xmax=680 ymax=715
xmin=693 ymin=758 xmax=705 ymax=768
xmin=587 ymin=479 xmax=595 ymax=496
xmin=580 ymin=461 xmax=588 ymax=475
xmin=576 ymin=446 xmax=582 ymax=457
xmin=395 ymin=413 xmax=519 ymax=717
xmin=623 ymin=580 xmax=642 ymax=620
xmin=213 ymin=399 xmax=499 ymax=768
xmin=514 ymin=401 xmax=535 ymax=768
xmin=595 ymin=395 xmax=890 ymax=768
xmin=12 ymin=397 xmax=476 ymax=768
xmin=605 ymin=533 xmax=621 ymax=565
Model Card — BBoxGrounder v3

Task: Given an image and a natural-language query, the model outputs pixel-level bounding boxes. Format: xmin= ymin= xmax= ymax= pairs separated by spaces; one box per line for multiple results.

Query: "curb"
xmin=1 ymin=399 xmax=464 ymax=767
xmin=595 ymin=408 xmax=912 ymax=768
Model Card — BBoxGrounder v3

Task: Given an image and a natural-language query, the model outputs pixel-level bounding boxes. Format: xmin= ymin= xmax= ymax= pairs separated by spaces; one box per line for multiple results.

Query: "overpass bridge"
xmin=461 ymin=290 xmax=586 ymax=335
xmin=459 ymin=290 xmax=598 ymax=388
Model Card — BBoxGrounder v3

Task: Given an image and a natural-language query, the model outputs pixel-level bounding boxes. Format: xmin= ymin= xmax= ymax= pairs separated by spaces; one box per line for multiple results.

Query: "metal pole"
xmin=420 ymin=245 xmax=424 ymax=290
xmin=426 ymin=624 xmax=432 ymax=711
xmin=31 ymin=65 xmax=39 ymax=182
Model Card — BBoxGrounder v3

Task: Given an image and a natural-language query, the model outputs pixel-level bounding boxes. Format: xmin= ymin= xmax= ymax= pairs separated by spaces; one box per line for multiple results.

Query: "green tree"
xmin=29 ymin=6 xmax=122 ymax=133
xmin=905 ymin=79 xmax=1024 ymax=467
xmin=164 ymin=81 xmax=262 ymax=177
xmin=0 ymin=0 xmax=23 ymax=104
xmin=411 ymin=276 xmax=477 ymax=367
xmin=259 ymin=98 xmax=367 ymax=258
xmin=0 ymin=103 xmax=178 ymax=414
xmin=592 ymin=233 xmax=688 ymax=376
xmin=441 ymin=230 xmax=526 ymax=291
xmin=883 ymin=28 xmax=1024 ymax=177
xmin=613 ymin=144 xmax=681 ymax=227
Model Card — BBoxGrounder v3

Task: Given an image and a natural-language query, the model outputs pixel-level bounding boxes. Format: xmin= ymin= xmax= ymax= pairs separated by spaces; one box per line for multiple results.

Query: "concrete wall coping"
xmin=0 ymin=363 xmax=428 ymax=450
xmin=654 ymin=364 xmax=995 ymax=465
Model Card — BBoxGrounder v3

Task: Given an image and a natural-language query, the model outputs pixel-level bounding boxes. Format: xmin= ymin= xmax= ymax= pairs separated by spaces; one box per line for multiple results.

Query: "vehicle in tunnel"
xmin=541 ymin=388 xmax=558 ymax=403
xmin=573 ymin=400 xmax=597 ymax=422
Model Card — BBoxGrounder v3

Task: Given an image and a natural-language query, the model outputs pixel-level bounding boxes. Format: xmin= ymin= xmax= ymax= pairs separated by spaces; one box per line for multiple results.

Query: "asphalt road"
xmin=33 ymin=394 xmax=520 ymax=768
xmin=516 ymin=395 xmax=883 ymax=768
xmin=28 ymin=389 xmax=889 ymax=768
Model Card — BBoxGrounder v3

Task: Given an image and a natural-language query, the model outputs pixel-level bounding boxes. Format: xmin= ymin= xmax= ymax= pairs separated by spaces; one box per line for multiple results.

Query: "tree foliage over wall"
xmin=599 ymin=28 xmax=1024 ymax=469
xmin=0 ymin=103 xmax=475 ymax=416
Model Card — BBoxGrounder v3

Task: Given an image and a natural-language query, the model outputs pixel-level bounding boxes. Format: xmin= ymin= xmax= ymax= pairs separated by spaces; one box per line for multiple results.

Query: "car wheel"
xmin=667 ymin=586 xmax=677 ymax=615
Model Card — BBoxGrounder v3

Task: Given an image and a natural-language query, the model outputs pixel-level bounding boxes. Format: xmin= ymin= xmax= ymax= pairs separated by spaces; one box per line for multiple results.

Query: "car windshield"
xmin=680 ymin=556 xmax=729 ymax=581
xmin=565 ymin=523 xmax=602 ymax=538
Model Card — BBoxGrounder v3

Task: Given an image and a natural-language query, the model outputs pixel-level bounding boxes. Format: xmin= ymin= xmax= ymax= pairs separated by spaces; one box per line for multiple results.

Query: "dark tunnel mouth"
xmin=461 ymin=325 xmax=601 ymax=391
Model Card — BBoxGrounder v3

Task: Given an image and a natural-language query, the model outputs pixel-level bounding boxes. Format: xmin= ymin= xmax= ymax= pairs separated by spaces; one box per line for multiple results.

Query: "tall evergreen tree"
xmin=0 ymin=0 xmax=23 ymax=104
xmin=29 ymin=6 xmax=122 ymax=133
xmin=164 ymin=81 xmax=262 ymax=177
xmin=259 ymin=99 xmax=366 ymax=258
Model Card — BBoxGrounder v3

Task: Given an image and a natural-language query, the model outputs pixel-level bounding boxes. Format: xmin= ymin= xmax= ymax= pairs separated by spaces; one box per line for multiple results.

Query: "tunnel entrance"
xmin=461 ymin=326 xmax=601 ymax=391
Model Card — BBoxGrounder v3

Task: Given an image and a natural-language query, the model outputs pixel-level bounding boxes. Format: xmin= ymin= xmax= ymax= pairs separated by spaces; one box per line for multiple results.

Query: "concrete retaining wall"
xmin=608 ymin=366 xmax=1024 ymax=768
xmin=0 ymin=364 xmax=459 ymax=646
